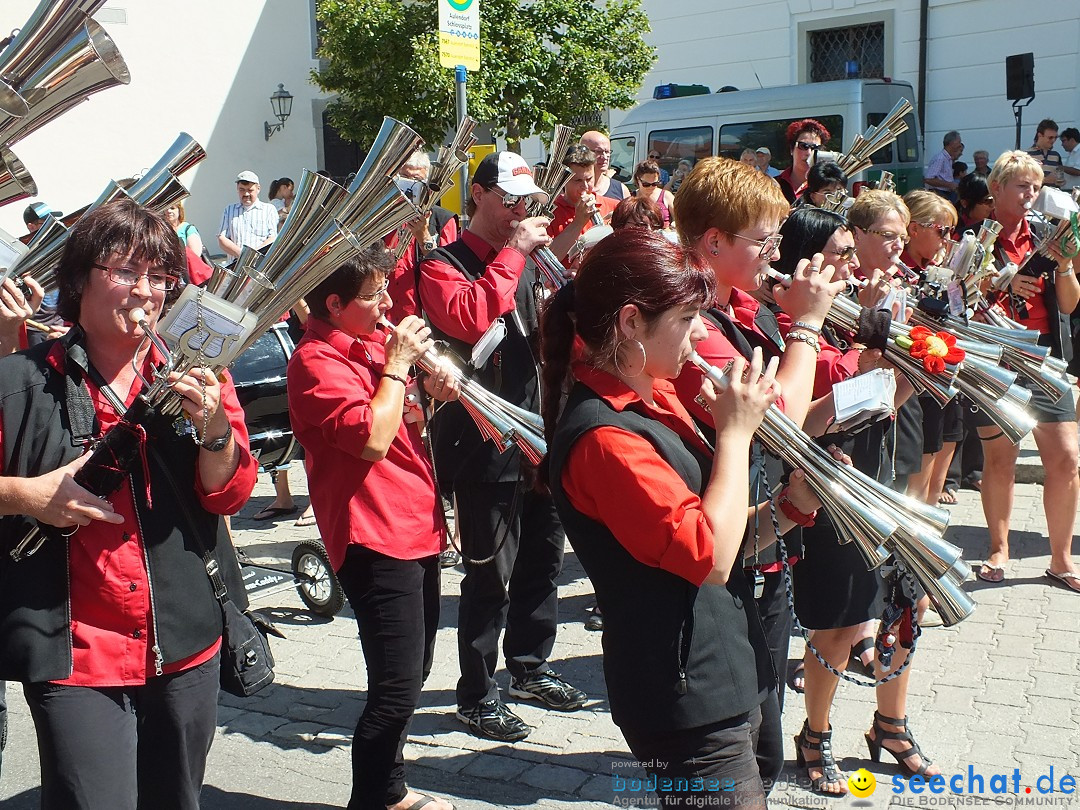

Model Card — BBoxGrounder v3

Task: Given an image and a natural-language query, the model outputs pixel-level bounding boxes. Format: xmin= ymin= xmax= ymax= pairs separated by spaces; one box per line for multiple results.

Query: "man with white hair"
xmin=580 ymin=130 xmax=628 ymax=201
xmin=218 ymin=170 xmax=278 ymax=259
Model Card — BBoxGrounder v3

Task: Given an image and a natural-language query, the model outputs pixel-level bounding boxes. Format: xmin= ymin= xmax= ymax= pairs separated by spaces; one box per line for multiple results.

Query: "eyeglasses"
xmin=726 ymin=231 xmax=783 ymax=258
xmin=647 ymin=153 xmax=661 ymax=159
xmin=355 ymin=280 xmax=390 ymax=302
xmin=862 ymin=228 xmax=910 ymax=245
xmin=591 ymin=148 xmax=612 ymax=157
xmin=794 ymin=141 xmax=819 ymax=152
xmin=638 ymin=180 xmax=662 ymax=188
xmin=93 ymin=263 xmax=178 ymax=291
xmin=826 ymin=245 xmax=858 ymax=261
xmin=917 ymin=222 xmax=952 ymax=238
xmin=489 ymin=186 xmax=527 ymax=210
xmin=979 ymin=196 xmax=994 ymax=205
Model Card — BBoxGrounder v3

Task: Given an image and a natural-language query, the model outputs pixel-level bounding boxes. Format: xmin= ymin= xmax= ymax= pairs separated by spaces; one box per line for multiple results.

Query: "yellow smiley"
xmin=848 ymin=768 xmax=877 ymax=798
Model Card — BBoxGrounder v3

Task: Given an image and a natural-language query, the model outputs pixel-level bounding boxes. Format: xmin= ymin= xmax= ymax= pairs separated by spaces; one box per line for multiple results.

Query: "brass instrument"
xmin=690 ymin=352 xmax=975 ymax=626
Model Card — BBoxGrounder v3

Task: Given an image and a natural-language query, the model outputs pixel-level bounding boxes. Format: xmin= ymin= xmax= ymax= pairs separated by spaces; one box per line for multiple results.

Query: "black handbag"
xmin=206 ymin=555 xmax=277 ymax=697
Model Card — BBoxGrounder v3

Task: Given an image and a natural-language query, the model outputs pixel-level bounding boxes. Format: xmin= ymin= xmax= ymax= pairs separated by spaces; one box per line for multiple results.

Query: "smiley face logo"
xmin=848 ymin=768 xmax=876 ymax=798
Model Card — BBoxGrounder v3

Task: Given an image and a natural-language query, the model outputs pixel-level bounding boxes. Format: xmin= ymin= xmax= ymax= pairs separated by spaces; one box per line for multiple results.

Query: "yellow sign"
xmin=438 ymin=0 xmax=480 ymax=71
xmin=439 ymin=143 xmax=495 ymax=215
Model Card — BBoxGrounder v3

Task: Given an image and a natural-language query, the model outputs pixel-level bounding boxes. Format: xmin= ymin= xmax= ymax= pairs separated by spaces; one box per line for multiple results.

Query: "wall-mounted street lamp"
xmin=264 ymin=84 xmax=293 ymax=141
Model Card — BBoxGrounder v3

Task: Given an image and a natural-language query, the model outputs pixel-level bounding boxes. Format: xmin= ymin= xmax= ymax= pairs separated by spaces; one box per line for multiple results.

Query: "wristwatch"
xmin=200 ymin=423 xmax=233 ymax=452
xmin=422 ymin=236 xmax=438 ymax=252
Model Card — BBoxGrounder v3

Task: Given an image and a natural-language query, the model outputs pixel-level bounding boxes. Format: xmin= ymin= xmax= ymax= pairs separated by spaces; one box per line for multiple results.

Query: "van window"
xmin=610 ymin=135 xmax=636 ymax=184
xmin=647 ymin=126 xmax=714 ymax=182
xmin=867 ymin=111 xmax=919 ymax=164
xmin=719 ymin=116 xmax=844 ymax=170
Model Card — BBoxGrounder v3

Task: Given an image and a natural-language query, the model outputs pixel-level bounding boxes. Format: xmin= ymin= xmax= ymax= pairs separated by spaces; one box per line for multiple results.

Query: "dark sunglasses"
xmin=638 ymin=180 xmax=663 ymax=188
xmin=795 ymin=141 xmax=819 ymax=152
xmin=489 ymin=186 xmax=526 ymax=209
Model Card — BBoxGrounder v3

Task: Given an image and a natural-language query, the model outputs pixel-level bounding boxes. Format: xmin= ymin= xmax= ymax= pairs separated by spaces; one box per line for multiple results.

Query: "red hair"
xmin=785 ymin=118 xmax=831 ymax=151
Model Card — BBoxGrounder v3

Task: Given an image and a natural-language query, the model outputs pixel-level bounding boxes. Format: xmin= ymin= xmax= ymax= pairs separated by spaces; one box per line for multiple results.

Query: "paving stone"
xmin=518 ymin=762 xmax=591 ymax=794
xmin=460 ymin=752 xmax=532 ymax=780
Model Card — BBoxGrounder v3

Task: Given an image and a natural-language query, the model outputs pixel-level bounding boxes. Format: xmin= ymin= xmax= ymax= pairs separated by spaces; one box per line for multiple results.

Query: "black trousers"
xmin=740 ymin=569 xmax=786 ymax=791
xmin=0 ymin=680 xmax=7 ymax=780
xmin=621 ymin=704 xmax=767 ymax=809
xmin=22 ymin=656 xmax=220 ymax=810
xmin=454 ymin=480 xmax=565 ymax=707
xmin=336 ymin=545 xmax=440 ymax=810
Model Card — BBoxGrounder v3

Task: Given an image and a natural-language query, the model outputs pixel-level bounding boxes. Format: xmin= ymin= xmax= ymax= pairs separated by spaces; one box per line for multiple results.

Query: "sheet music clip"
xmin=472 ymin=318 xmax=506 ymax=368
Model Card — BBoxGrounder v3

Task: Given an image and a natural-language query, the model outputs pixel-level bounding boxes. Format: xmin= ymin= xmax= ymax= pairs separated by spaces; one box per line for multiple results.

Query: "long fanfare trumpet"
xmin=689 ymin=352 xmax=975 ymax=626
xmin=808 ymin=99 xmax=913 ymax=179
xmin=11 ymin=121 xmax=423 ymax=561
xmin=387 ymin=323 xmax=548 ymax=465
xmin=392 ymin=116 xmax=478 ymax=260
xmin=525 ymin=124 xmax=577 ymax=290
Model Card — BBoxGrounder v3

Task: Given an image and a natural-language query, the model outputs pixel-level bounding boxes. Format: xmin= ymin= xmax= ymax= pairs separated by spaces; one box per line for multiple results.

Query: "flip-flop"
xmin=1045 ymin=569 xmax=1080 ymax=593
xmin=252 ymin=506 xmax=299 ymax=522
xmin=937 ymin=488 xmax=958 ymax=504
xmin=396 ymin=794 xmax=454 ymax=810
xmin=977 ymin=563 xmax=1005 ymax=583
xmin=295 ymin=514 xmax=317 ymax=527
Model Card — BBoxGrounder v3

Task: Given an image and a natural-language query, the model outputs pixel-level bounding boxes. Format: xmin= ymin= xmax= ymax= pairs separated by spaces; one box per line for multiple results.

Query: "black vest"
xmin=549 ymin=382 xmax=772 ymax=733
xmin=421 ymin=237 xmax=542 ymax=485
xmin=0 ymin=330 xmax=245 ymax=682
xmin=698 ymin=306 xmax=796 ymax=562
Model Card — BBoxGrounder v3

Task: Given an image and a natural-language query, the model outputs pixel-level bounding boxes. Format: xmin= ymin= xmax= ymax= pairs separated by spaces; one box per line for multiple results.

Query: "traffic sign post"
xmin=438 ymin=0 xmax=480 ymax=219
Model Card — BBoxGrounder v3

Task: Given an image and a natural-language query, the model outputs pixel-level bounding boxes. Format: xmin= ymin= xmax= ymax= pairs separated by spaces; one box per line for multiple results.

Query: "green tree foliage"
xmin=313 ymin=0 xmax=655 ymax=152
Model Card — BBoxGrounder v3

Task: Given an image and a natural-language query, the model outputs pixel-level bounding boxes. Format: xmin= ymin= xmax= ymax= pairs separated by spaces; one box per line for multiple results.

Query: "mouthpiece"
xmin=129 ymin=308 xmax=147 ymax=324
xmin=1023 ymin=201 xmax=1033 ymax=210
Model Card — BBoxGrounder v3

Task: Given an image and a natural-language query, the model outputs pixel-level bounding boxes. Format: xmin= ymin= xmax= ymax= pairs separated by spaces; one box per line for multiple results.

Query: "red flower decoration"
xmin=901 ymin=327 xmax=966 ymax=374
xmin=924 ymin=355 xmax=946 ymax=374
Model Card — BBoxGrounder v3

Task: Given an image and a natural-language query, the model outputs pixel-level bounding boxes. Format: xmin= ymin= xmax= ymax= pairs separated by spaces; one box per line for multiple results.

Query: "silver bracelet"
xmin=1056 ymin=264 xmax=1074 ymax=277
xmin=790 ymin=320 xmax=823 ymax=335
xmin=786 ymin=330 xmax=821 ymax=354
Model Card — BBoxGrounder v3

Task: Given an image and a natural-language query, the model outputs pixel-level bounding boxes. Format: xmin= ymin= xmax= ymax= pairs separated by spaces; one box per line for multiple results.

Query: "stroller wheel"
xmin=291 ymin=539 xmax=345 ymax=617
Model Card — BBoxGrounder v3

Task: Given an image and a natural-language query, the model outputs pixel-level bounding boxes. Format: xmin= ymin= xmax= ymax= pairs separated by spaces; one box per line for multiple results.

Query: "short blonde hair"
xmin=848 ymin=189 xmax=910 ymax=231
xmin=988 ymin=150 xmax=1043 ymax=189
xmin=903 ymin=189 xmax=957 ymax=227
xmin=673 ymin=157 xmax=789 ymax=246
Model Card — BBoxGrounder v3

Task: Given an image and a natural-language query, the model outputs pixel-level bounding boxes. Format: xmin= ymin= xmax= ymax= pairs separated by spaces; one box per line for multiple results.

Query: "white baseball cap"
xmin=236 ymin=170 xmax=260 ymax=184
xmin=473 ymin=152 xmax=548 ymax=203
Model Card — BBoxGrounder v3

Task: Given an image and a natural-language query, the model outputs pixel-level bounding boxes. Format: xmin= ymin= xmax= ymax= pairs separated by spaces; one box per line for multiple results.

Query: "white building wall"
xmin=0 ymin=0 xmax=324 ymax=244
xmin=626 ymin=0 xmax=1080 ymax=168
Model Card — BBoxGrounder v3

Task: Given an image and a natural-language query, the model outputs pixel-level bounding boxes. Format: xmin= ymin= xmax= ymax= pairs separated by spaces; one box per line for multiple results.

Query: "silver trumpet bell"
xmin=348 ymin=117 xmax=425 ymax=198
xmin=0 ymin=19 xmax=130 ymax=147
xmin=0 ymin=214 xmax=68 ymax=294
xmin=0 ymin=145 xmax=36 ymax=207
xmin=0 ymin=0 xmax=108 ymax=94
xmin=126 ymin=132 xmax=206 ymax=210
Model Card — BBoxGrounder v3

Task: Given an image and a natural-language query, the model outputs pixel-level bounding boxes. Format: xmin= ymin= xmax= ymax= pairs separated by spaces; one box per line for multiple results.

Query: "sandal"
xmin=937 ymin=487 xmax=958 ymax=504
xmin=787 ymin=661 xmax=805 ymax=694
xmin=865 ymin=711 xmax=934 ymax=777
xmin=794 ymin=720 xmax=848 ymax=795
xmin=847 ymin=637 xmax=876 ymax=678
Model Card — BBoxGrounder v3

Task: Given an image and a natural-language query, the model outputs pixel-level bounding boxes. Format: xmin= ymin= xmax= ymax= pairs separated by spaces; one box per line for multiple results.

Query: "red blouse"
xmin=560 ymin=363 xmax=719 ymax=587
xmin=995 ymin=218 xmax=1050 ymax=334
xmin=287 ymin=317 xmax=444 ymax=570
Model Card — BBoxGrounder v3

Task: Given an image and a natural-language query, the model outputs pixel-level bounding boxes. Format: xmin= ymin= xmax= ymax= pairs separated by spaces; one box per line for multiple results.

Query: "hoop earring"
xmin=614 ymin=338 xmax=647 ymax=377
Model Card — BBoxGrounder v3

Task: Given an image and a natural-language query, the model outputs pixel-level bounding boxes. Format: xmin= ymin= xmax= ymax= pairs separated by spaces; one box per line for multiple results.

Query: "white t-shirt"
xmin=1063 ymin=147 xmax=1080 ymax=191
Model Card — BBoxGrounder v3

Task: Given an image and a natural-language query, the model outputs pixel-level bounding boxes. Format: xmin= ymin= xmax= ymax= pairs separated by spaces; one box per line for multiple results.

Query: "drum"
xmin=231 ymin=322 xmax=298 ymax=470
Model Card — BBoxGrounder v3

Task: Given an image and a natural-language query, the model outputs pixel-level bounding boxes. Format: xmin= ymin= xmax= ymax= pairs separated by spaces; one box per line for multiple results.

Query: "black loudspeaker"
xmin=1006 ymin=53 xmax=1034 ymax=101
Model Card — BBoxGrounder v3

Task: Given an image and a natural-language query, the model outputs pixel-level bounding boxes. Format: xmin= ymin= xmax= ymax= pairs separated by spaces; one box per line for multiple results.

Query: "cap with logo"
xmin=472 ymin=152 xmax=548 ymax=204
xmin=23 ymin=201 xmax=60 ymax=225
xmin=236 ymin=170 xmax=260 ymax=184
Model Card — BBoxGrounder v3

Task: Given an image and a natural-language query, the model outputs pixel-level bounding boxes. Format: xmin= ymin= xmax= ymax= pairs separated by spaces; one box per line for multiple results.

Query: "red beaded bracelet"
xmin=778 ymin=487 xmax=817 ymax=527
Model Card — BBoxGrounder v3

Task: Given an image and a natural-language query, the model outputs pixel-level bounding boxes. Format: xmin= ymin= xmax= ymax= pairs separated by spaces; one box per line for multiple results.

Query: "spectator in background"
xmin=646 ymin=149 xmax=670 ymax=185
xmin=777 ymin=118 xmax=832 ymax=204
xmin=739 ymin=148 xmax=758 ymax=168
xmin=665 ymin=159 xmax=693 ymax=194
xmin=268 ymin=177 xmax=295 ymax=227
xmin=971 ymin=150 xmax=991 ymax=178
xmin=579 ymin=130 xmax=628 ymax=201
xmin=23 ymin=202 xmax=60 ymax=235
xmin=924 ymin=131 xmax=964 ymax=201
xmin=953 ymin=161 xmax=968 ymax=181
xmin=954 ymin=173 xmax=995 ymax=236
xmin=1058 ymin=127 xmax=1080 ymax=191
xmin=1027 ymin=119 xmax=1065 ymax=189
xmin=756 ymin=146 xmax=781 ymax=178
xmin=632 ymin=159 xmax=674 ymax=228
xmin=164 ymin=201 xmax=205 ymax=259
xmin=218 ymin=170 xmax=277 ymax=259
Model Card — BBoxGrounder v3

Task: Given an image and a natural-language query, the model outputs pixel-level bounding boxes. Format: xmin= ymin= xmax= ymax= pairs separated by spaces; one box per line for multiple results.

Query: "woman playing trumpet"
xmin=542 ymin=228 xmax=827 ymax=808
xmin=287 ymin=245 xmax=460 ymax=810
